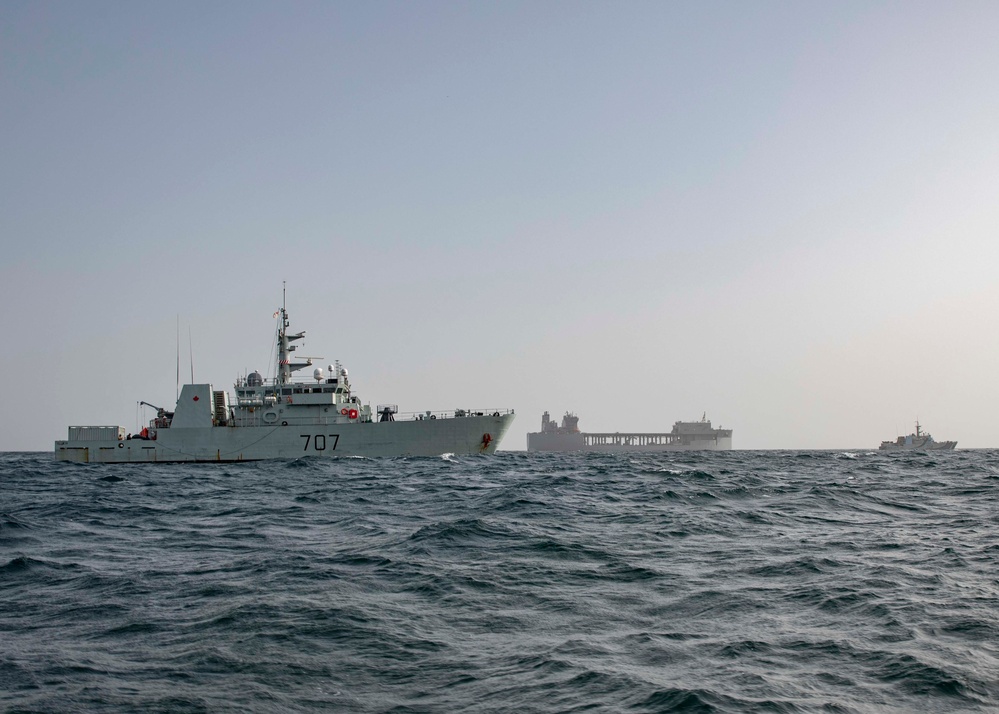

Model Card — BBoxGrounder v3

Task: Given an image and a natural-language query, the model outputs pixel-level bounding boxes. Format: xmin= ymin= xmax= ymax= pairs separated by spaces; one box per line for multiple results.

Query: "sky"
xmin=3 ymin=1 xmax=998 ymax=451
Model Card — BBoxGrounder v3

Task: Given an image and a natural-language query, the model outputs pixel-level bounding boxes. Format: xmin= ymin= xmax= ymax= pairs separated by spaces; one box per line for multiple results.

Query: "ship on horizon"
xmin=527 ymin=411 xmax=732 ymax=452
xmin=55 ymin=292 xmax=514 ymax=462
xmin=879 ymin=421 xmax=956 ymax=451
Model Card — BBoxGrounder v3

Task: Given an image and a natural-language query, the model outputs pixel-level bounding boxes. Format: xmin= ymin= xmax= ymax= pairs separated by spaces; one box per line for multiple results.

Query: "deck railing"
xmin=224 ymin=408 xmax=514 ymax=428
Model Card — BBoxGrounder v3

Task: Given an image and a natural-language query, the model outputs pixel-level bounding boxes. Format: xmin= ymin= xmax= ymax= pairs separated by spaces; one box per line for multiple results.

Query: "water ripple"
xmin=1 ymin=449 xmax=998 ymax=712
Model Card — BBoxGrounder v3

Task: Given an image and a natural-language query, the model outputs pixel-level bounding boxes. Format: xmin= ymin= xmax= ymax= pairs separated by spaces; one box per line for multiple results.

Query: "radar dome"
xmin=313 ymin=367 xmax=324 ymax=381
xmin=247 ymin=371 xmax=263 ymax=387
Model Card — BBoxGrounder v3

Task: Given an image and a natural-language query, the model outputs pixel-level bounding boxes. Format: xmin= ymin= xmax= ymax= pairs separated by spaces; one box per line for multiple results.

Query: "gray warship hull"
xmin=879 ymin=443 xmax=956 ymax=452
xmin=878 ymin=437 xmax=956 ymax=451
xmin=56 ymin=412 xmax=513 ymax=463
xmin=879 ymin=422 xmax=956 ymax=451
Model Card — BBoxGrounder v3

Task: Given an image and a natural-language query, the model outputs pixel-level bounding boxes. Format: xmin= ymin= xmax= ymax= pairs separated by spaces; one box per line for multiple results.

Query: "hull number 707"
xmin=301 ymin=434 xmax=340 ymax=452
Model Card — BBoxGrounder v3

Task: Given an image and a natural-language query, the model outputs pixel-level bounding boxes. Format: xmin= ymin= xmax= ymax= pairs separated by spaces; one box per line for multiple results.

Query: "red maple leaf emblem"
xmin=193 ymin=396 xmax=200 ymax=401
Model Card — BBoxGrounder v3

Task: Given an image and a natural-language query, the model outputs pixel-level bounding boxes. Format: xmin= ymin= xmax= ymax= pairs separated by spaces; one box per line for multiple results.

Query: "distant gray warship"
xmin=527 ymin=411 xmax=732 ymax=452
xmin=879 ymin=421 xmax=956 ymax=451
xmin=55 ymin=293 xmax=514 ymax=462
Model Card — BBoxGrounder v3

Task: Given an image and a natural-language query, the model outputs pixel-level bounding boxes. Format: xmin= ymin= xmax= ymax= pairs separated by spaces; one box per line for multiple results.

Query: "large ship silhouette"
xmin=527 ymin=411 xmax=732 ymax=452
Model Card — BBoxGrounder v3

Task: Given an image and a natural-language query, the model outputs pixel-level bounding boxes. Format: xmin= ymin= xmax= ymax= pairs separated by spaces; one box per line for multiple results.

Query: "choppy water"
xmin=2 ymin=450 xmax=998 ymax=713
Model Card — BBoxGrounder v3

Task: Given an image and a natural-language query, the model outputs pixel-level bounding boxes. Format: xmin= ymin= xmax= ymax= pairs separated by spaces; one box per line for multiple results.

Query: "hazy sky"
xmin=4 ymin=1 xmax=998 ymax=451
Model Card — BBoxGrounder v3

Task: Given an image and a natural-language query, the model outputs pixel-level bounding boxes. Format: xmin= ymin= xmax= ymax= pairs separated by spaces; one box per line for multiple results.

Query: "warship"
xmin=527 ymin=411 xmax=732 ymax=452
xmin=879 ymin=421 xmax=956 ymax=451
xmin=55 ymin=296 xmax=514 ymax=462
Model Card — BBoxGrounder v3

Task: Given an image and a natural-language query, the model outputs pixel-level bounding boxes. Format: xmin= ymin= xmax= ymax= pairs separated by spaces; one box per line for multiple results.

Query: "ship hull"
xmin=55 ymin=413 xmax=514 ymax=463
xmin=527 ymin=432 xmax=732 ymax=452
xmin=878 ymin=441 xmax=957 ymax=451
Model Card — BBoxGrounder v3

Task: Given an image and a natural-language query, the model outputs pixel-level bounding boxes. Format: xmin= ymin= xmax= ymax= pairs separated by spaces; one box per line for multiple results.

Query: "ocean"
xmin=1 ymin=450 xmax=997 ymax=713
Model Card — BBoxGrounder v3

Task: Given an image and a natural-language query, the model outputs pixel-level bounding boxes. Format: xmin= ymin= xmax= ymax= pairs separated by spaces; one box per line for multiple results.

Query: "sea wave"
xmin=1 ymin=449 xmax=998 ymax=712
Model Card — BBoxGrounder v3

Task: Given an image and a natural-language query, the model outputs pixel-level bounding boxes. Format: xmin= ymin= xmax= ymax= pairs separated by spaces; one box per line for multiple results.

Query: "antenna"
xmin=176 ymin=315 xmax=180 ymax=401
xmin=189 ymin=326 xmax=195 ymax=383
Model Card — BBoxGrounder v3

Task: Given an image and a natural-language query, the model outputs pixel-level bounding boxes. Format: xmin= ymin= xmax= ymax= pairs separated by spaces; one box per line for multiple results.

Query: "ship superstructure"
xmin=527 ymin=411 xmax=732 ymax=452
xmin=55 ymin=295 xmax=514 ymax=462
xmin=879 ymin=421 xmax=956 ymax=451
